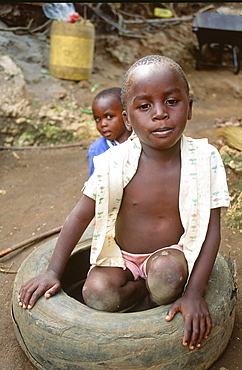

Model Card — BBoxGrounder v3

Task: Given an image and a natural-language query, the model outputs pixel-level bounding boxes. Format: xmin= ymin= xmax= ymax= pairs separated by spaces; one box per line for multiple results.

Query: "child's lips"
xmin=151 ymin=127 xmax=174 ymax=137
xmin=102 ymin=131 xmax=112 ymax=137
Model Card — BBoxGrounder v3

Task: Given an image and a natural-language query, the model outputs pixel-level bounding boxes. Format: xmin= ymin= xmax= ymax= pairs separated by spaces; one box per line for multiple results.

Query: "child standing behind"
xmin=88 ymin=87 xmax=131 ymax=176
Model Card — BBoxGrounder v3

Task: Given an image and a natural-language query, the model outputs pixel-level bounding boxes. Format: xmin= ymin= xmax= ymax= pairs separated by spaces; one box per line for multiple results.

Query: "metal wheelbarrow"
xmin=192 ymin=12 xmax=242 ymax=74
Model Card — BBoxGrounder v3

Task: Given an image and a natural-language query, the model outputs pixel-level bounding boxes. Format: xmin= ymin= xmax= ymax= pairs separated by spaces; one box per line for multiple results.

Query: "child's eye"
xmin=139 ymin=103 xmax=151 ymax=110
xmin=167 ymin=99 xmax=178 ymax=105
xmin=94 ymin=117 xmax=101 ymax=123
xmin=106 ymin=114 xmax=113 ymax=119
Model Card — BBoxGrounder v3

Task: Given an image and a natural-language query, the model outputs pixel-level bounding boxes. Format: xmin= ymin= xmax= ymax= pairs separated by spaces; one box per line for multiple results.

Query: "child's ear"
xmin=187 ymin=98 xmax=193 ymax=120
xmin=122 ymin=110 xmax=133 ymax=131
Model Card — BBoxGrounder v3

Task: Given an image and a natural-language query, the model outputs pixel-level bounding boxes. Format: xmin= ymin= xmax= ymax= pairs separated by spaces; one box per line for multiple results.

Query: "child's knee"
xmin=82 ymin=276 xmax=120 ymax=312
xmin=146 ymin=250 xmax=188 ymax=305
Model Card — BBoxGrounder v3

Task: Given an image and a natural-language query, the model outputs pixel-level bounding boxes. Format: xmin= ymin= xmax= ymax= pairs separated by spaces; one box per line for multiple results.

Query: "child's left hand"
xmin=165 ymin=292 xmax=212 ymax=350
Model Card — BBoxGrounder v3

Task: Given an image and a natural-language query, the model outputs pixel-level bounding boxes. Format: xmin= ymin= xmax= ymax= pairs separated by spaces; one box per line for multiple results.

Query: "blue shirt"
xmin=88 ymin=137 xmax=117 ymax=176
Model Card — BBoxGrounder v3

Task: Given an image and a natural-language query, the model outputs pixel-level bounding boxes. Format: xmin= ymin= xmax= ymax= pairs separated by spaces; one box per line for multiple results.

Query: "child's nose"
xmin=100 ymin=119 xmax=108 ymax=127
xmin=152 ymin=104 xmax=168 ymax=120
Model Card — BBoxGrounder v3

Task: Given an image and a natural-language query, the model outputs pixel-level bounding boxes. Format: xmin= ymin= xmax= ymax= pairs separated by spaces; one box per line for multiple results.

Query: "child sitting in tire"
xmin=88 ymin=87 xmax=131 ymax=176
xmin=19 ymin=55 xmax=230 ymax=351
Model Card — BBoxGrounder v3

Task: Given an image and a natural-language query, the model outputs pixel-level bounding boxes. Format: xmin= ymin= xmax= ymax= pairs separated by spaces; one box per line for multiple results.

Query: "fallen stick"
xmin=0 ymin=142 xmax=87 ymax=150
xmin=0 ymin=262 xmax=17 ymax=274
xmin=0 ymin=267 xmax=18 ymax=274
xmin=0 ymin=226 xmax=62 ymax=258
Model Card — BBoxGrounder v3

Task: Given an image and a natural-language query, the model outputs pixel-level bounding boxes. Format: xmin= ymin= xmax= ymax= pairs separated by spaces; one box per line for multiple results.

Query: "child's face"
xmin=122 ymin=64 xmax=193 ymax=151
xmin=92 ymin=96 xmax=127 ymax=142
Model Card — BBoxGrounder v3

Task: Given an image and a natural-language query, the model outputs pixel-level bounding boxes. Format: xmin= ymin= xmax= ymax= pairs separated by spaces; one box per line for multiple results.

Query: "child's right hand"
xmin=18 ymin=270 xmax=61 ymax=309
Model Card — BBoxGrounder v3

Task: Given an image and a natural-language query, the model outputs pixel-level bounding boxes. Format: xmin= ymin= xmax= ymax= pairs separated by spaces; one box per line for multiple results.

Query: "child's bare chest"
xmin=115 ymin=156 xmax=183 ymax=252
xmin=123 ymin=158 xmax=181 ymax=214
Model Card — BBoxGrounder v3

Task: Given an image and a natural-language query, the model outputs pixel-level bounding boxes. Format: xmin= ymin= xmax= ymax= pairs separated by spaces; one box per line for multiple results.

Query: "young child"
xmin=88 ymin=87 xmax=131 ymax=176
xmin=19 ymin=55 xmax=230 ymax=351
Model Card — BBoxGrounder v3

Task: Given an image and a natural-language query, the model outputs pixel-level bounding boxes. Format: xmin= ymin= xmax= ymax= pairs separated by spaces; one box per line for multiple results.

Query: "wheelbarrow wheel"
xmin=233 ymin=47 xmax=240 ymax=75
xmin=12 ymin=227 xmax=236 ymax=370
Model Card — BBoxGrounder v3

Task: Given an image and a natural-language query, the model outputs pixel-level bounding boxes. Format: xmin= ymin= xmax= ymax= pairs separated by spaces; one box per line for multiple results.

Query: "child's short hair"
xmin=121 ymin=55 xmax=190 ymax=108
xmin=93 ymin=87 xmax=122 ymax=105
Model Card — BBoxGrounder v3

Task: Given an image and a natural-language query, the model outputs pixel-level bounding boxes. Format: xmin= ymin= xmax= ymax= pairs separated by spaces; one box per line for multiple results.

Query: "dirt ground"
xmin=1 ymin=4 xmax=242 ymax=369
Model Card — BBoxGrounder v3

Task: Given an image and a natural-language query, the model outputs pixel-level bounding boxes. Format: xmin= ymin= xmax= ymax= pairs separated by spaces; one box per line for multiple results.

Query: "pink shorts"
xmin=122 ymin=244 xmax=183 ymax=280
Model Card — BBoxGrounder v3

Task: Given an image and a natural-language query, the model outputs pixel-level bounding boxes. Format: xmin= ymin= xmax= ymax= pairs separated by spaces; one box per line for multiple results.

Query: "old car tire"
xmin=12 ymin=227 xmax=236 ymax=370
